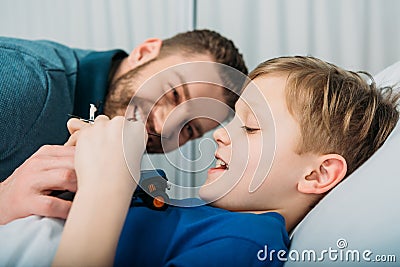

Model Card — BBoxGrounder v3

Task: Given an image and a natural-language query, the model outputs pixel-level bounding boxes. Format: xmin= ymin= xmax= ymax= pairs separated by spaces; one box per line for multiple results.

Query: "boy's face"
xmin=199 ymin=74 xmax=313 ymax=211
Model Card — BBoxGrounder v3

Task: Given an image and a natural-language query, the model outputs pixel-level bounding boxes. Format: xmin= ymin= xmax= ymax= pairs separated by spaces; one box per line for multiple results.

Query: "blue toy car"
xmin=133 ymin=169 xmax=170 ymax=210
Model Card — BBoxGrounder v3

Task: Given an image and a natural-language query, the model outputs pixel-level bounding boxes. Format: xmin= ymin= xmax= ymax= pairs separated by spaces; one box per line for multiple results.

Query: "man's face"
xmin=111 ymin=54 xmax=231 ymax=153
xmin=199 ymin=74 xmax=311 ymax=211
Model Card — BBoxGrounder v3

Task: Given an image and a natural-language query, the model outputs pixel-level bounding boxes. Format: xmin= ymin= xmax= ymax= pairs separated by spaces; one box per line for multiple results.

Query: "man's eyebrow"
xmin=175 ymin=71 xmax=204 ymax=137
xmin=193 ymin=121 xmax=204 ymax=138
xmin=175 ymin=71 xmax=190 ymax=101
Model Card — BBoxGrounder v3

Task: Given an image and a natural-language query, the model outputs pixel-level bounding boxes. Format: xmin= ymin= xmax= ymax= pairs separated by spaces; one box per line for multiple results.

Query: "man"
xmin=0 ymin=29 xmax=248 ymax=224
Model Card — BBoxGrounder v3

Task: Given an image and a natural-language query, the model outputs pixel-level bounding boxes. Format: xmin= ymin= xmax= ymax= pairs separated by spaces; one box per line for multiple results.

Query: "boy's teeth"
xmin=216 ymin=159 xmax=229 ymax=169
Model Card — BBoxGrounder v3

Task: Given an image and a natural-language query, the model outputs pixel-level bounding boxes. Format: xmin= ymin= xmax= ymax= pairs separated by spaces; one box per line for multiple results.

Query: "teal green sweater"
xmin=0 ymin=36 xmax=126 ymax=180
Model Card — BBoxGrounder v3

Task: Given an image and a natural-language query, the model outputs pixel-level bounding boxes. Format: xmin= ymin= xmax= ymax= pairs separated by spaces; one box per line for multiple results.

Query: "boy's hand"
xmin=54 ymin=116 xmax=147 ymax=266
xmin=67 ymin=115 xmax=147 ymax=192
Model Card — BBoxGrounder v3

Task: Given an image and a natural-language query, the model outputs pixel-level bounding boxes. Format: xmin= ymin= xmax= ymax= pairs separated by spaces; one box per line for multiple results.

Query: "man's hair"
xmin=159 ymin=29 xmax=248 ymax=111
xmin=249 ymin=56 xmax=400 ymax=177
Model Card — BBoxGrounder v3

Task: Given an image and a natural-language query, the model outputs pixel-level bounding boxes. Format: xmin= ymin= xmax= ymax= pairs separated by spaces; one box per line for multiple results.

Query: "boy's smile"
xmin=208 ymin=154 xmax=230 ymax=174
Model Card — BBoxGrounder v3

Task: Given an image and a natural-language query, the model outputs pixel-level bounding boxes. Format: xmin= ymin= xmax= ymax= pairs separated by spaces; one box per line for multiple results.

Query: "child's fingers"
xmin=65 ymin=116 xmax=111 ymax=146
xmin=123 ymin=119 xmax=148 ymax=177
xmin=67 ymin=118 xmax=88 ymax=135
xmin=94 ymin=115 xmax=110 ymax=124
xmin=124 ymin=119 xmax=148 ymax=145
xmin=64 ymin=131 xmax=80 ymax=146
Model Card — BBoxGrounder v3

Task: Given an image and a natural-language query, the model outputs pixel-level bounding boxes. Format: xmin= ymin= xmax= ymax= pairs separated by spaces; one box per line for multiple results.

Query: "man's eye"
xmin=241 ymin=126 xmax=260 ymax=134
xmin=184 ymin=124 xmax=194 ymax=139
xmin=171 ymin=88 xmax=180 ymax=104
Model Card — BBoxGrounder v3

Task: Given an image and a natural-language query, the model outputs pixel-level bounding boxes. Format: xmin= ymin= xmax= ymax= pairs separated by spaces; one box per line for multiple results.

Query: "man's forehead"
xmin=165 ymin=60 xmax=224 ymax=87
xmin=186 ymin=82 xmax=225 ymax=99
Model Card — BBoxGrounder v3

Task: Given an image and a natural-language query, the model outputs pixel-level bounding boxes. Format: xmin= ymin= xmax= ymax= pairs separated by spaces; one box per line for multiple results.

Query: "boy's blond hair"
xmin=249 ymin=56 xmax=400 ymax=176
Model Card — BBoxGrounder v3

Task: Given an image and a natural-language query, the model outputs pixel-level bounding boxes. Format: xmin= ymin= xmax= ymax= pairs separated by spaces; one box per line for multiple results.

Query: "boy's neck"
xmin=243 ymin=209 xmax=303 ymax=233
xmin=242 ymin=198 xmax=314 ymax=233
xmin=276 ymin=208 xmax=310 ymax=233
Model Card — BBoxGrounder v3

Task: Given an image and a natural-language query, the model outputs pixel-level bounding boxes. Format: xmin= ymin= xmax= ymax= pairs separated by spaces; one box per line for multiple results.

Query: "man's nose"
xmin=152 ymin=103 xmax=183 ymax=138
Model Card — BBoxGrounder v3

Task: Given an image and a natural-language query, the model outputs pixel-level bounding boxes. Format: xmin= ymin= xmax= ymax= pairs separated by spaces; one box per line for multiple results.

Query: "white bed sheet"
xmin=0 ymin=215 xmax=64 ymax=267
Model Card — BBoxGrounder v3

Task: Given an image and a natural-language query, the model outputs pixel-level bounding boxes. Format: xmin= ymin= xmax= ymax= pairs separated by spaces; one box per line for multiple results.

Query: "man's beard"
xmin=104 ymin=63 xmax=146 ymax=118
xmin=103 ymin=61 xmax=163 ymax=153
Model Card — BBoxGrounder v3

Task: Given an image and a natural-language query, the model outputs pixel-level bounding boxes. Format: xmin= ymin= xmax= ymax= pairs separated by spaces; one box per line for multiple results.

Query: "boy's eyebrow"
xmin=235 ymin=97 xmax=266 ymax=123
xmin=240 ymin=96 xmax=265 ymax=114
xmin=245 ymin=98 xmax=262 ymax=110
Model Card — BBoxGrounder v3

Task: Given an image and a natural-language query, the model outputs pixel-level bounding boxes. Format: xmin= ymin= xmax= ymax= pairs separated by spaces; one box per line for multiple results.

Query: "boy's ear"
xmin=298 ymin=154 xmax=347 ymax=195
xmin=127 ymin=38 xmax=162 ymax=69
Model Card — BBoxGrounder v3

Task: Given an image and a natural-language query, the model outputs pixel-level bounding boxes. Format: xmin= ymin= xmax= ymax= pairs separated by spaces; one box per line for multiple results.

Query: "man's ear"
xmin=127 ymin=38 xmax=162 ymax=69
xmin=298 ymin=154 xmax=347 ymax=194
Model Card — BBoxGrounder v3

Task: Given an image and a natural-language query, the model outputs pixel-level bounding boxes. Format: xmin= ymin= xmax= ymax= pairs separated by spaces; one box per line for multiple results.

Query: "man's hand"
xmin=0 ymin=145 xmax=77 ymax=225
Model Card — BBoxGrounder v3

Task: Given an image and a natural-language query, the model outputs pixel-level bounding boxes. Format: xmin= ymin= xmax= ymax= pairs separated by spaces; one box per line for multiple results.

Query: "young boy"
xmin=54 ymin=56 xmax=399 ymax=266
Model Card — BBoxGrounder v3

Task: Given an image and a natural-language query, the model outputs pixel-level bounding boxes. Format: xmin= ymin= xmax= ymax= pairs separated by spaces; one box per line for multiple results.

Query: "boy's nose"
xmin=213 ymin=126 xmax=231 ymax=146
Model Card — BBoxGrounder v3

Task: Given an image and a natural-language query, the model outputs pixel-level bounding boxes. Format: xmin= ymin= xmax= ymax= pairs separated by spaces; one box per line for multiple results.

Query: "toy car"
xmin=133 ymin=169 xmax=170 ymax=211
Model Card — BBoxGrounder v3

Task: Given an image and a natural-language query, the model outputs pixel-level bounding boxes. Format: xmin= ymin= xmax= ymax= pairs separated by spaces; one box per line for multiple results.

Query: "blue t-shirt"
xmin=115 ymin=199 xmax=289 ymax=266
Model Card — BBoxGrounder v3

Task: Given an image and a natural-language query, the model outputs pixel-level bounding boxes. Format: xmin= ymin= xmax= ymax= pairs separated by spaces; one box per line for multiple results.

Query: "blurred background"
xmin=2 ymin=0 xmax=400 ymax=198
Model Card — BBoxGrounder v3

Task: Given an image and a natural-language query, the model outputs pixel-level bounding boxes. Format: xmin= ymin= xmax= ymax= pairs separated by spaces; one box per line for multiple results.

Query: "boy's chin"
xmin=198 ymin=184 xmax=231 ymax=207
xmin=199 ymin=193 xmax=235 ymax=211
xmin=198 ymin=185 xmax=210 ymax=202
xmin=198 ymin=185 xmax=219 ymax=204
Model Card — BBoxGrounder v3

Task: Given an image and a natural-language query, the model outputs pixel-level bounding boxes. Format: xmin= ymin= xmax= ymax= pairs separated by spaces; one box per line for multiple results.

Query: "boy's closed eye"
xmin=241 ymin=125 xmax=260 ymax=134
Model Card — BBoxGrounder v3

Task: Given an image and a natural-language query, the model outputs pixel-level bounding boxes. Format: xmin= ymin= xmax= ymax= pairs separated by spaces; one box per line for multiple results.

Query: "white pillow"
xmin=284 ymin=62 xmax=400 ymax=267
xmin=374 ymin=61 xmax=400 ymax=95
